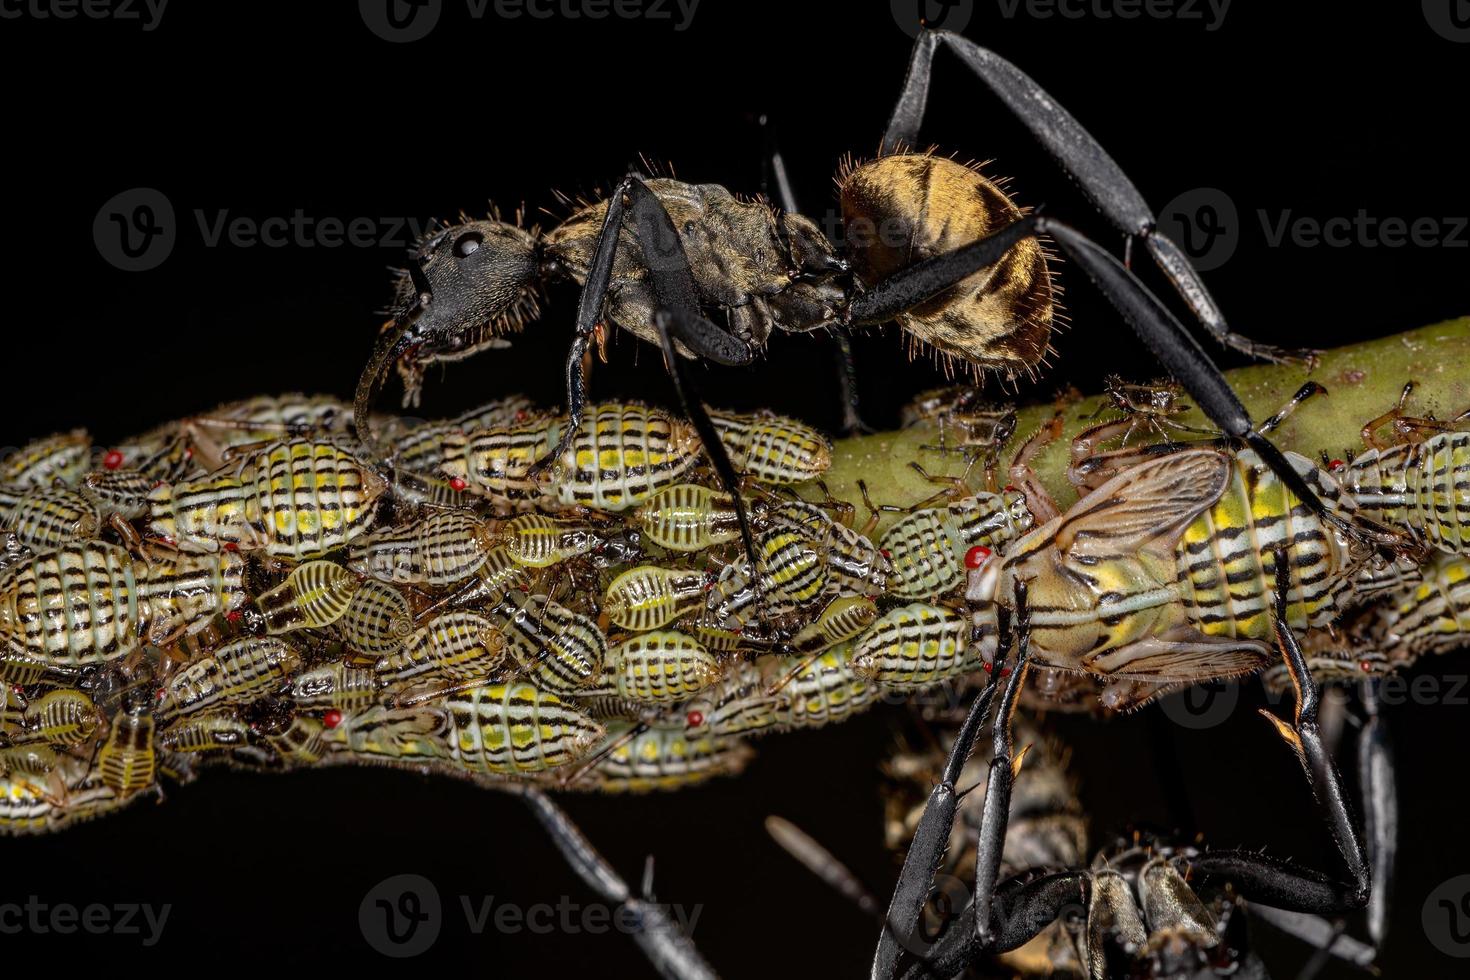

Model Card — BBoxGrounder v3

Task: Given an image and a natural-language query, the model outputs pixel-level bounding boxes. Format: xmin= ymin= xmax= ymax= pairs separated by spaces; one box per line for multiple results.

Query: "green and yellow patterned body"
xmin=348 ymin=509 xmax=491 ymax=586
xmin=1378 ymin=551 xmax=1470 ymax=660
xmin=336 ymin=579 xmax=414 ymax=658
xmin=567 ymin=723 xmax=752 ymax=793
xmin=444 ymin=404 xmax=701 ymax=512
xmin=0 ymin=430 xmax=90 ymax=488
xmin=0 ymin=486 xmax=101 ymax=550
xmin=708 ymin=409 xmax=831 ymax=485
xmin=160 ymin=637 xmax=303 ymax=718
xmin=147 ymin=439 xmax=386 ymax=559
xmin=0 ymin=542 xmax=246 ymax=670
xmin=0 ymin=761 xmax=129 ymax=835
xmin=15 ymin=689 xmax=101 ymax=746
xmin=596 ymin=631 xmax=722 ymax=705
xmin=850 ymin=602 xmax=995 ymax=690
xmin=375 ymin=611 xmax=504 ymax=685
xmin=255 ymin=560 xmax=361 ymax=634
xmin=442 ymin=682 xmax=603 ymax=776
xmin=286 ymin=661 xmax=380 ymax=712
xmin=635 ymin=484 xmax=741 ymax=552
xmin=1341 ymin=431 xmax=1470 ymax=555
xmin=496 ymin=514 xmax=604 ymax=568
xmin=604 ymin=565 xmax=707 ymax=632
xmin=486 ymin=592 xmax=607 ymax=695
xmin=769 ymin=643 xmax=878 ymax=729
xmin=97 ymin=708 xmax=156 ymax=797
xmin=881 ymin=490 xmax=1033 ymax=599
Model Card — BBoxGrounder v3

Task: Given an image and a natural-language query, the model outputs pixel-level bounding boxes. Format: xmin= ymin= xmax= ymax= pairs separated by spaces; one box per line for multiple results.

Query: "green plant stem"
xmin=808 ymin=318 xmax=1470 ymax=536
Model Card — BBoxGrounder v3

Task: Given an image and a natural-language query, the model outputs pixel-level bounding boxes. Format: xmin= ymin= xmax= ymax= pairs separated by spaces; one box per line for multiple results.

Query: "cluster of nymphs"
xmin=0 ymin=390 xmax=911 ymax=833
xmin=1 ymin=379 xmax=1467 ymax=835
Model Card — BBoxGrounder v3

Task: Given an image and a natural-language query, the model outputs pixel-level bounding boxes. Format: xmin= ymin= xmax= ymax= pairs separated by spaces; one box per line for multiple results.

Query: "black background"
xmin=3 ymin=1 xmax=1470 ymax=976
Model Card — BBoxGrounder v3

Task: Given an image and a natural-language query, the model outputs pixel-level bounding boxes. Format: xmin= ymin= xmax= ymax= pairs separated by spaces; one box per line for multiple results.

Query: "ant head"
xmin=385 ymin=218 xmax=543 ymax=405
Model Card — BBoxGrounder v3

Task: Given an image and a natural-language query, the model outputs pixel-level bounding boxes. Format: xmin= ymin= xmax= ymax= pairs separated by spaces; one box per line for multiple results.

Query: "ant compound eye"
xmin=453 ymin=231 xmax=485 ymax=258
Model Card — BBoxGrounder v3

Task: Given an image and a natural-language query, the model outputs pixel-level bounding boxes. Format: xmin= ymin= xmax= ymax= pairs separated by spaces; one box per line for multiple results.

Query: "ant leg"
xmin=520 ymin=787 xmax=718 ymax=980
xmin=971 ymin=581 xmax=1033 ymax=950
xmin=833 ymin=333 xmax=872 ymax=435
xmin=887 ymin=587 xmax=1047 ymax=980
xmin=1189 ymin=550 xmax=1370 ymax=915
xmin=615 ymin=178 xmax=760 ymax=563
xmin=893 ymin=871 xmax=1094 ymax=980
xmin=538 ymin=174 xmax=760 ymax=562
xmin=758 ymin=115 xmax=871 ymax=435
xmin=765 ymin=815 xmax=882 ymax=919
xmin=531 ymin=173 xmax=646 ymax=479
xmin=1357 ymin=677 xmax=1396 ymax=949
xmin=871 ymin=614 xmax=1007 ymax=980
xmin=652 ymin=307 xmax=758 ymax=563
xmin=767 ymin=815 xmax=1092 ymax=980
xmin=847 ymin=216 xmax=1041 ymax=327
xmin=1033 ymin=217 xmax=1407 ymax=558
xmin=883 ymin=29 xmax=1313 ymax=366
